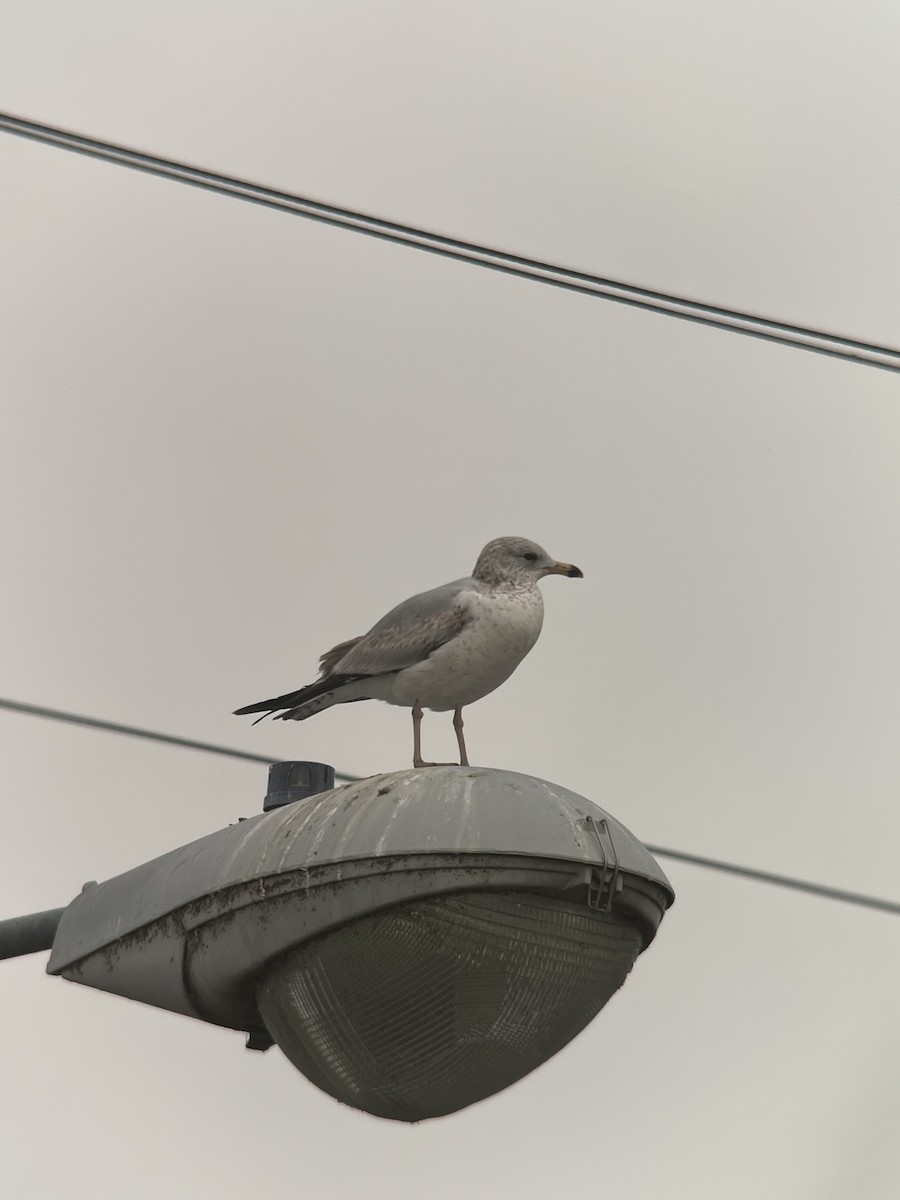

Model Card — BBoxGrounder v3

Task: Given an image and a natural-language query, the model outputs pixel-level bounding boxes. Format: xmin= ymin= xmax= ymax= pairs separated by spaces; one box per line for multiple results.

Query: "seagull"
xmin=234 ymin=536 xmax=583 ymax=767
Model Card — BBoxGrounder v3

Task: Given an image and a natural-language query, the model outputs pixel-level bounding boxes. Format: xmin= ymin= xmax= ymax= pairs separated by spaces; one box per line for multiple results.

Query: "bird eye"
xmin=523 ymin=552 xmax=538 ymax=562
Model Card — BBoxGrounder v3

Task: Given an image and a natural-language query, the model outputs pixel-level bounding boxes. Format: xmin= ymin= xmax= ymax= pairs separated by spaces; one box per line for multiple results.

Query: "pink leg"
xmin=412 ymin=702 xmax=427 ymax=768
xmin=411 ymin=702 xmax=456 ymax=768
xmin=453 ymin=707 xmax=469 ymax=766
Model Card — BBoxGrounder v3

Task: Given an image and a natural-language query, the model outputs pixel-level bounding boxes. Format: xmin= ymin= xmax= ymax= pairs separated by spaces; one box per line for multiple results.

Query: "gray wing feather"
xmin=325 ymin=577 xmax=474 ymax=677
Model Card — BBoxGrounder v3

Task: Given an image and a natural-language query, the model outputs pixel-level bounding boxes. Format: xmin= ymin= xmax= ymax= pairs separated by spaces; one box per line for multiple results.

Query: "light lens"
xmin=257 ymin=890 xmax=642 ymax=1121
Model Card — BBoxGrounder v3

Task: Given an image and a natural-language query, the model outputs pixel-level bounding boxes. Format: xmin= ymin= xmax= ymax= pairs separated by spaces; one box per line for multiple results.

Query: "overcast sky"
xmin=2 ymin=4 xmax=900 ymax=1198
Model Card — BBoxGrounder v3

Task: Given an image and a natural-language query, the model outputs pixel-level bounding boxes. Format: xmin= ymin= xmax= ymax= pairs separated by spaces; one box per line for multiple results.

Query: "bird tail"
xmin=234 ymin=674 xmax=368 ymax=724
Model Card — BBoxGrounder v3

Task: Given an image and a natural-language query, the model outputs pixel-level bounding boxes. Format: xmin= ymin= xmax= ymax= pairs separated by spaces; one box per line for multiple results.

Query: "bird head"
xmin=473 ymin=537 xmax=583 ymax=585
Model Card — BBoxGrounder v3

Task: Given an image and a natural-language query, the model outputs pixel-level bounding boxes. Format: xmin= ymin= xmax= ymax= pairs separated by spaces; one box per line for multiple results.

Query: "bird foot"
xmin=413 ymin=758 xmax=461 ymax=768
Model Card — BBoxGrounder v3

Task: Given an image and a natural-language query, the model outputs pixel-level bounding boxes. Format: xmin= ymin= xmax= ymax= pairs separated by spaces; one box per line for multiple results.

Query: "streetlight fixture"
xmin=8 ymin=764 xmax=674 ymax=1121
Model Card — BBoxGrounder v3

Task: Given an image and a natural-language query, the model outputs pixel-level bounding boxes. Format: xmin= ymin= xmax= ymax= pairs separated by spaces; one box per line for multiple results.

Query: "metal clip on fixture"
xmin=585 ymin=816 xmax=620 ymax=912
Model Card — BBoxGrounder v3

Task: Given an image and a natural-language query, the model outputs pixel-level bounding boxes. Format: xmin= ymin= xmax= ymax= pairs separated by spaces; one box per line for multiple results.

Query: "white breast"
xmin=388 ymin=585 xmax=545 ymax=712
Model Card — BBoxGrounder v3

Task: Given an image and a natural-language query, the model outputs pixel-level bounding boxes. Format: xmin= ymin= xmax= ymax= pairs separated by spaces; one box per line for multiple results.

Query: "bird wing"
xmin=234 ymin=578 xmax=477 ymax=721
xmin=325 ymin=577 xmax=474 ymax=677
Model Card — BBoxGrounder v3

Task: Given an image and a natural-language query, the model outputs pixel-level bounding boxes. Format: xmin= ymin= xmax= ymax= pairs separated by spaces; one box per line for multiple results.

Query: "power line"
xmin=0 ymin=697 xmax=358 ymax=780
xmin=2 ymin=110 xmax=899 ymax=375
xmin=3 ymin=696 xmax=899 ymax=917
xmin=642 ymin=845 xmax=900 ymax=916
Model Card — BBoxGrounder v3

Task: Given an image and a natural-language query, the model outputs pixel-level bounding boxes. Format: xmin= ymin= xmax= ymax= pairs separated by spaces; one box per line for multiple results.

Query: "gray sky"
xmin=2 ymin=3 xmax=900 ymax=1197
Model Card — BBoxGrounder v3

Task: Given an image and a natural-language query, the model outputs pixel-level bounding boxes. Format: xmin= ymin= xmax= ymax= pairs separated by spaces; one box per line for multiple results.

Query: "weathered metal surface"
xmin=46 ymin=767 xmax=674 ymax=1032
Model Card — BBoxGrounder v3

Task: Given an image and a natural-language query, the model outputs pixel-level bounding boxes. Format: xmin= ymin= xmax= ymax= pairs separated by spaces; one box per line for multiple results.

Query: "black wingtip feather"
xmin=233 ymin=674 xmax=368 ymax=721
xmin=233 ymin=701 xmax=281 ymax=717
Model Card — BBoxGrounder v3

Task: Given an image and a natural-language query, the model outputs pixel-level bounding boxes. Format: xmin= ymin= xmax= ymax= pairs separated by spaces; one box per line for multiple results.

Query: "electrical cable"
xmin=2 ymin=111 xmax=899 ymax=374
xmin=642 ymin=845 xmax=900 ymax=915
xmin=0 ymin=697 xmax=358 ymax=781
xmin=3 ymin=696 xmax=899 ymax=916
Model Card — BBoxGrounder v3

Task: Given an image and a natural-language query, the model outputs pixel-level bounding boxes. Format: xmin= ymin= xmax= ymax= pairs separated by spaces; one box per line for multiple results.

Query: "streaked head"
xmin=472 ymin=537 xmax=583 ymax=586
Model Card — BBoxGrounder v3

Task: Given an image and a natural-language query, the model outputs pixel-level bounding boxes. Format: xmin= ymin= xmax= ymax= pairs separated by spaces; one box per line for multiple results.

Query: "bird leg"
xmin=412 ymin=702 xmax=425 ymax=767
xmin=412 ymin=702 xmax=432 ymax=768
xmin=411 ymin=702 xmax=455 ymax=768
xmin=453 ymin=707 xmax=469 ymax=766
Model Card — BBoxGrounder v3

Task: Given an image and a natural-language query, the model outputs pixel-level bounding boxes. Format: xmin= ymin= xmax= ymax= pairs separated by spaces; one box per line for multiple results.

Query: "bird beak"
xmin=546 ymin=561 xmax=583 ymax=578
